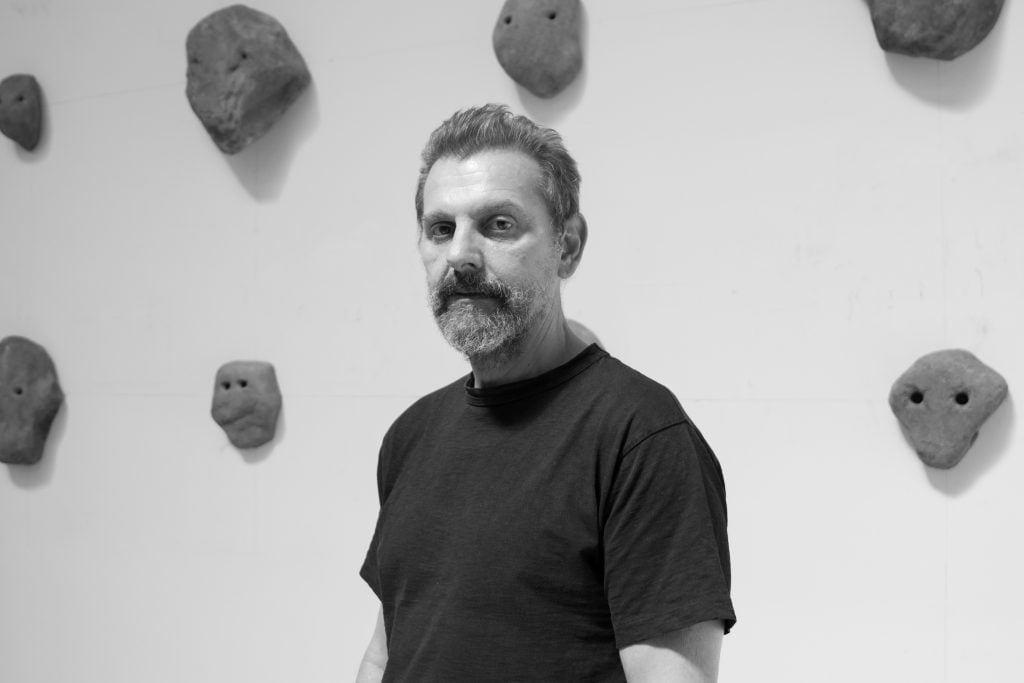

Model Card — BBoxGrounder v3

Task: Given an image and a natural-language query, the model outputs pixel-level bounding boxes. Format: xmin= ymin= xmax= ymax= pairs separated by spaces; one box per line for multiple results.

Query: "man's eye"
xmin=428 ymin=223 xmax=453 ymax=239
xmin=490 ymin=217 xmax=514 ymax=232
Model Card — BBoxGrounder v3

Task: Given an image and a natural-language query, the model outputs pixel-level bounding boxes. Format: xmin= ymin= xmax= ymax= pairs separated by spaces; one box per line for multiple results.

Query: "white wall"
xmin=1 ymin=1 xmax=1021 ymax=680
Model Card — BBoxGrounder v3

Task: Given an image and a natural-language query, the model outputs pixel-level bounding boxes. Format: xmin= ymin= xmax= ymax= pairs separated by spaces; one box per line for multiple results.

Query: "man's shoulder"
xmin=587 ymin=351 xmax=686 ymax=417
xmin=390 ymin=374 xmax=466 ymax=428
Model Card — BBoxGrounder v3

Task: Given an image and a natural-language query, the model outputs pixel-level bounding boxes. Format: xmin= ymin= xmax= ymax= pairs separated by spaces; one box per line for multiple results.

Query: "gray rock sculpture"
xmin=867 ymin=0 xmax=1005 ymax=61
xmin=186 ymin=4 xmax=311 ymax=154
xmin=0 ymin=75 xmax=43 ymax=151
xmin=0 ymin=336 xmax=64 ymax=465
xmin=889 ymin=349 xmax=1008 ymax=469
xmin=211 ymin=360 xmax=282 ymax=449
xmin=493 ymin=0 xmax=583 ymax=98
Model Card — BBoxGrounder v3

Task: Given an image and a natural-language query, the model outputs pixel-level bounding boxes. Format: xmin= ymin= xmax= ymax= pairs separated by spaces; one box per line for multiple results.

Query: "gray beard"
xmin=429 ymin=272 xmax=547 ymax=365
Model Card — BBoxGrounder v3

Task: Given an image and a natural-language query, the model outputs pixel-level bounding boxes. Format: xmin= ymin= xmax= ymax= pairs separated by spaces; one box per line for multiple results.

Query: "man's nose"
xmin=445 ymin=225 xmax=482 ymax=273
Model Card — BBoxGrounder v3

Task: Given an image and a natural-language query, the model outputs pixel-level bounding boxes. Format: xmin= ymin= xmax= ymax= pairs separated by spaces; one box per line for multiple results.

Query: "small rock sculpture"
xmin=211 ymin=360 xmax=282 ymax=449
xmin=0 ymin=75 xmax=43 ymax=151
xmin=867 ymin=0 xmax=1005 ymax=61
xmin=493 ymin=0 xmax=583 ymax=98
xmin=889 ymin=349 xmax=1008 ymax=469
xmin=186 ymin=5 xmax=312 ymax=154
xmin=0 ymin=336 xmax=64 ymax=465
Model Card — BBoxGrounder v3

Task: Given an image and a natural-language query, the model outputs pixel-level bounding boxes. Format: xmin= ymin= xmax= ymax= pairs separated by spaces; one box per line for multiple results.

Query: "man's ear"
xmin=557 ymin=214 xmax=588 ymax=278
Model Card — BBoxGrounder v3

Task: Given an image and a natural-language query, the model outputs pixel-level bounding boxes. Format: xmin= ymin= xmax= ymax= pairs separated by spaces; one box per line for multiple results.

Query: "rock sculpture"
xmin=186 ymin=5 xmax=312 ymax=154
xmin=889 ymin=349 xmax=1008 ymax=469
xmin=0 ymin=75 xmax=43 ymax=151
xmin=867 ymin=0 xmax=1005 ymax=60
xmin=493 ymin=0 xmax=583 ymax=98
xmin=211 ymin=360 xmax=282 ymax=449
xmin=0 ymin=336 xmax=64 ymax=465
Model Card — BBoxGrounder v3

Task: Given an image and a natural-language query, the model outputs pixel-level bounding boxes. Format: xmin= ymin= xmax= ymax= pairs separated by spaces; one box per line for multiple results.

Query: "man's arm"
xmin=618 ymin=619 xmax=724 ymax=683
xmin=355 ymin=606 xmax=388 ymax=683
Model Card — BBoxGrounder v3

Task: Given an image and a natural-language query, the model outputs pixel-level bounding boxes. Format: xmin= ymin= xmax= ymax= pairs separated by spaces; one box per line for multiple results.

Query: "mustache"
xmin=434 ymin=270 xmax=514 ymax=302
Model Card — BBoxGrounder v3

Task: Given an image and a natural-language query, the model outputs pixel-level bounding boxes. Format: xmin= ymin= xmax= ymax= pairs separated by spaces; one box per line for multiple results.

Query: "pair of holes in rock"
xmin=504 ymin=11 xmax=556 ymax=24
xmin=228 ymin=51 xmax=250 ymax=73
xmin=909 ymin=390 xmax=969 ymax=405
xmin=221 ymin=379 xmax=250 ymax=390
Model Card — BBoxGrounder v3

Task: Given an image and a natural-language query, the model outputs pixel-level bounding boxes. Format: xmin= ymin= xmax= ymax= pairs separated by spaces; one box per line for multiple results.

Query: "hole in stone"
xmin=241 ymin=51 xmax=248 ymax=60
xmin=955 ymin=392 xmax=969 ymax=405
xmin=910 ymin=390 xmax=924 ymax=404
xmin=221 ymin=381 xmax=231 ymax=390
xmin=13 ymin=387 xmax=24 ymax=396
xmin=504 ymin=15 xmax=511 ymax=24
xmin=239 ymin=379 xmax=248 ymax=388
xmin=548 ymin=11 xmax=557 ymax=19
xmin=17 ymin=95 xmax=24 ymax=102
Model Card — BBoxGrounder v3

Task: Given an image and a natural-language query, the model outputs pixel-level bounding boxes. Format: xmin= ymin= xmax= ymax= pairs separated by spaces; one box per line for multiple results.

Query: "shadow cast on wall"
xmin=926 ymin=392 xmax=1015 ymax=496
xmin=517 ymin=1 xmax=588 ymax=126
xmin=225 ymin=82 xmax=321 ymax=202
xmin=239 ymin=405 xmax=285 ymax=465
xmin=867 ymin=0 xmax=1010 ymax=109
xmin=7 ymin=399 xmax=65 ymax=490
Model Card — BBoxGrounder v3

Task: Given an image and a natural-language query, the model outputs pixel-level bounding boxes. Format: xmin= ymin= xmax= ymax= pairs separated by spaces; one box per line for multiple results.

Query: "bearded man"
xmin=358 ymin=104 xmax=735 ymax=682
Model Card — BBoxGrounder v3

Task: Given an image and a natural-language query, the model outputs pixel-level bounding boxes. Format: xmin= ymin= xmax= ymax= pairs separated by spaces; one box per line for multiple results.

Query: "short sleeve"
xmin=359 ymin=437 xmax=390 ymax=600
xmin=602 ymin=420 xmax=735 ymax=648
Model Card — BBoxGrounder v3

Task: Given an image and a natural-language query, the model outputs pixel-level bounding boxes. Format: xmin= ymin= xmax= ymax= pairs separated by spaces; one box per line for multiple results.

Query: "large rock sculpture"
xmin=186 ymin=5 xmax=311 ymax=154
xmin=0 ymin=75 xmax=43 ymax=151
xmin=867 ymin=0 xmax=1005 ymax=61
xmin=0 ymin=336 xmax=64 ymax=465
xmin=211 ymin=360 xmax=282 ymax=449
xmin=493 ymin=0 xmax=583 ymax=98
xmin=889 ymin=349 xmax=1008 ymax=469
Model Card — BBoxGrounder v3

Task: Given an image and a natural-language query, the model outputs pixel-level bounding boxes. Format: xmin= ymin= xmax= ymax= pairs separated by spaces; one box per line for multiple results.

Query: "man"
xmin=358 ymin=104 xmax=735 ymax=682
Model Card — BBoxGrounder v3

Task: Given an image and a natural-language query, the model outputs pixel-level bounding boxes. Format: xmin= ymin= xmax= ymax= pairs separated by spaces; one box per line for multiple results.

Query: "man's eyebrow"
xmin=476 ymin=200 xmax=526 ymax=217
xmin=421 ymin=201 xmax=526 ymax=225
xmin=420 ymin=210 xmax=450 ymax=226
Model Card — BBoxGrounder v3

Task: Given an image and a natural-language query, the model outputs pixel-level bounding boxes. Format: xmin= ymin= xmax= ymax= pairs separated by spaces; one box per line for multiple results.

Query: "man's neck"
xmin=468 ymin=314 xmax=588 ymax=389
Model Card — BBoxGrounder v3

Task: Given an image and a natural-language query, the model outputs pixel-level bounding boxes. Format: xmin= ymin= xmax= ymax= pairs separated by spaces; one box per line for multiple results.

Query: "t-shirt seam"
xmin=464 ymin=345 xmax=608 ymax=407
xmin=620 ymin=418 xmax=690 ymax=458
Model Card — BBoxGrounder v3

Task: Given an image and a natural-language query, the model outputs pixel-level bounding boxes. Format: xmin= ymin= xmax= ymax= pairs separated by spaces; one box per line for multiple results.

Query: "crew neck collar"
xmin=464 ymin=344 xmax=606 ymax=407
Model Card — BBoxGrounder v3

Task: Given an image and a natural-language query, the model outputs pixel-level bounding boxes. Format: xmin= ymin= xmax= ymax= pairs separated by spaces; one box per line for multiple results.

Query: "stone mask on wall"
xmin=0 ymin=336 xmax=64 ymax=465
xmin=186 ymin=4 xmax=312 ymax=154
xmin=211 ymin=360 xmax=282 ymax=449
xmin=493 ymin=0 xmax=583 ymax=98
xmin=889 ymin=349 xmax=1008 ymax=469
xmin=867 ymin=0 xmax=1005 ymax=60
xmin=0 ymin=75 xmax=43 ymax=151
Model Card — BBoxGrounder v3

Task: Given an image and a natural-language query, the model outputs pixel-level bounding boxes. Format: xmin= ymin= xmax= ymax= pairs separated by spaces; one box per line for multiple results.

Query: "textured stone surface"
xmin=868 ymin=0 xmax=1005 ymax=60
xmin=0 ymin=336 xmax=63 ymax=465
xmin=211 ymin=360 xmax=281 ymax=449
xmin=0 ymin=75 xmax=43 ymax=151
xmin=493 ymin=0 xmax=582 ymax=98
xmin=186 ymin=4 xmax=311 ymax=154
xmin=889 ymin=349 xmax=1008 ymax=469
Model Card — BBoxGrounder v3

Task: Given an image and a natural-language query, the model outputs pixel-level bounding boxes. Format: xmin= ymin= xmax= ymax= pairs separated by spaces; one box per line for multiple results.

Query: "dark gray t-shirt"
xmin=361 ymin=344 xmax=735 ymax=681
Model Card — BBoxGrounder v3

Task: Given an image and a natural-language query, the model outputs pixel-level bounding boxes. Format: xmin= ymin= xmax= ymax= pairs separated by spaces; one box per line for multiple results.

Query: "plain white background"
xmin=1 ymin=1 xmax=1021 ymax=680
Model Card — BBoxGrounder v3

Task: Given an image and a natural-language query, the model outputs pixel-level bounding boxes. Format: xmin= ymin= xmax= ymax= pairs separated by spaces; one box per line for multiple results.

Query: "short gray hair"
xmin=415 ymin=104 xmax=581 ymax=234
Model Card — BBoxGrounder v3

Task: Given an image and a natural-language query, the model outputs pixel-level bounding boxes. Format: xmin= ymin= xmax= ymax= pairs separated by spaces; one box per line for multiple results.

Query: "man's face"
xmin=418 ymin=149 xmax=563 ymax=360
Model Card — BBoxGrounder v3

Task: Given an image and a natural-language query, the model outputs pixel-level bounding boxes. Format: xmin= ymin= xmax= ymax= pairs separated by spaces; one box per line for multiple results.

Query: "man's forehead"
xmin=423 ymin=149 xmax=545 ymax=208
